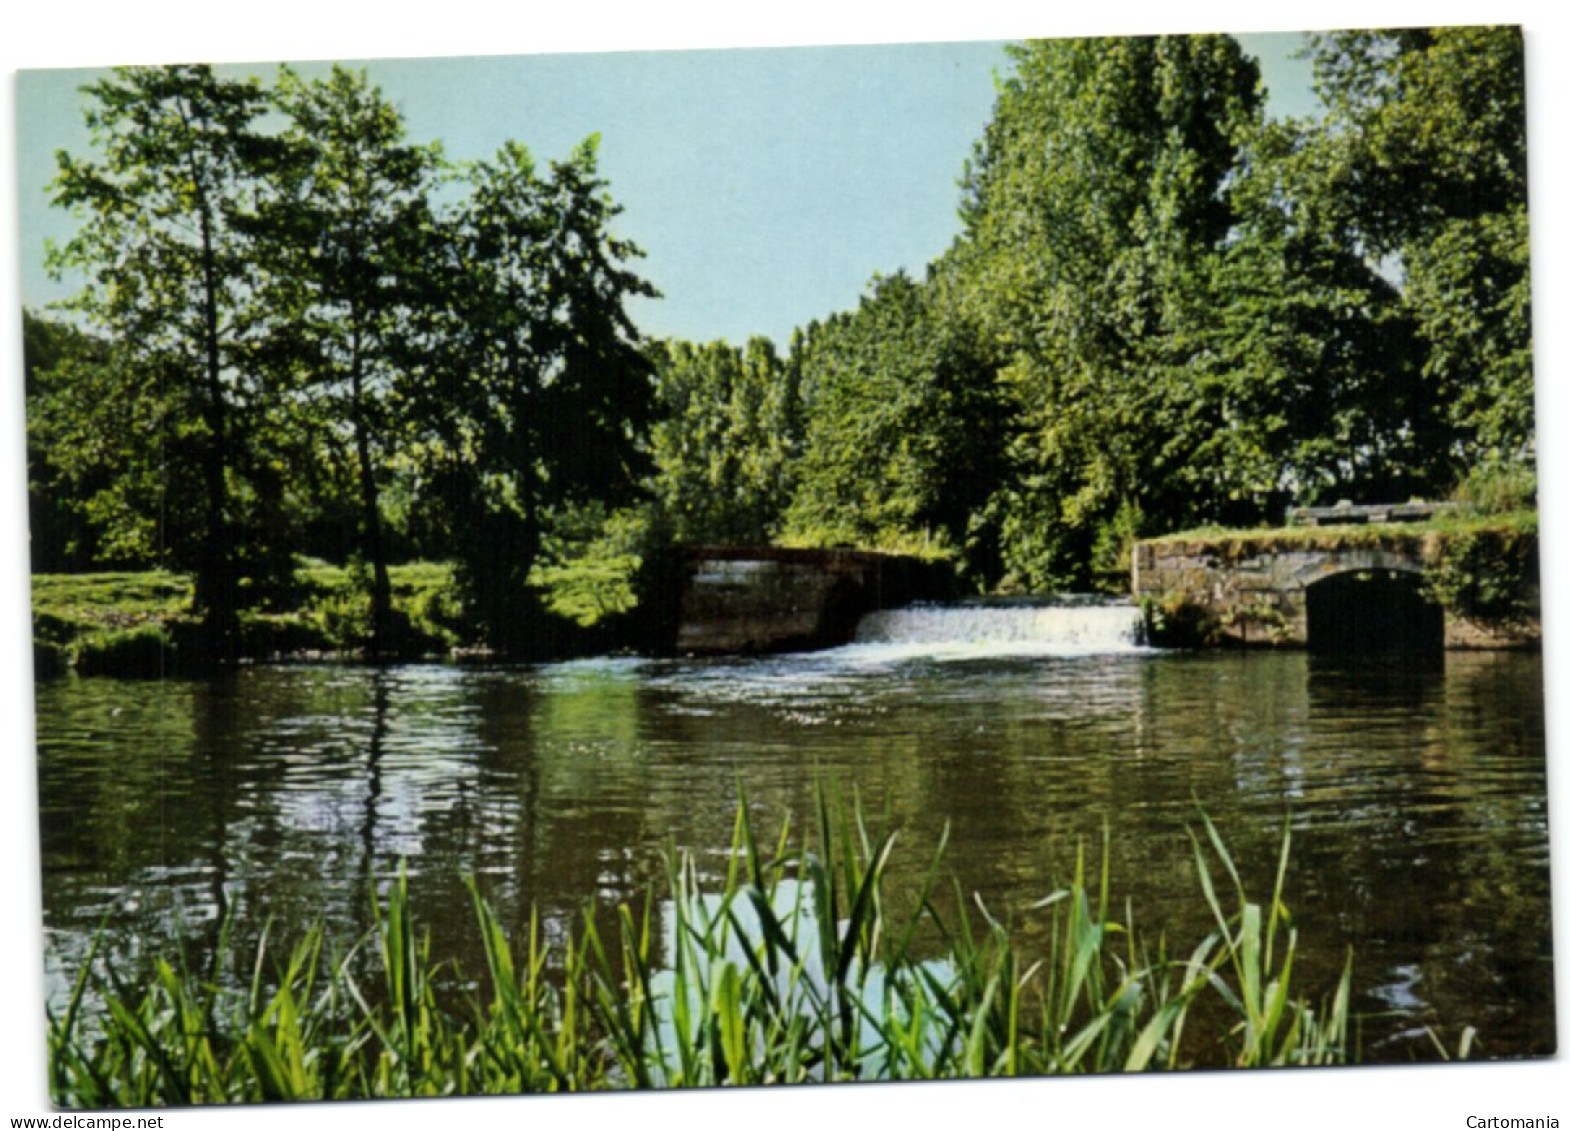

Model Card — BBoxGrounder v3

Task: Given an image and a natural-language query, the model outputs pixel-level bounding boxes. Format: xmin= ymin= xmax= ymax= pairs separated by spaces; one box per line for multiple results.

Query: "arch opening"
xmin=1305 ymin=569 xmax=1444 ymax=654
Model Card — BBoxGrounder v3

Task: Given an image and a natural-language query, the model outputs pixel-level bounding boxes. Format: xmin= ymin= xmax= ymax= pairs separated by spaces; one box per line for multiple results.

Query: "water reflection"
xmin=33 ymin=648 xmax=1553 ymax=1061
xmin=646 ymin=877 xmax=960 ymax=1084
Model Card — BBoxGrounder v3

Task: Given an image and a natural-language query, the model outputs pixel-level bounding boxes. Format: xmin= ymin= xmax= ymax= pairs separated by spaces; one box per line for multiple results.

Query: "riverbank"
xmin=30 ymin=508 xmax=1542 ymax=675
xmin=30 ymin=561 xmax=635 ymax=677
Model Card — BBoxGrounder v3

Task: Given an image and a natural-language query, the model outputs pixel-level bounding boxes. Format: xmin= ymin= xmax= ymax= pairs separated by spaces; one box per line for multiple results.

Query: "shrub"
xmin=1452 ymin=458 xmax=1536 ymax=516
xmin=1424 ymin=527 xmax=1539 ymax=624
xmin=70 ymin=623 xmax=175 ymax=678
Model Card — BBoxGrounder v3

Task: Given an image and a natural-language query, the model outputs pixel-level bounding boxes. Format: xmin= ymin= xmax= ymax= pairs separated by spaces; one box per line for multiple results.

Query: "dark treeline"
xmin=26 ymin=28 xmax=1534 ymax=656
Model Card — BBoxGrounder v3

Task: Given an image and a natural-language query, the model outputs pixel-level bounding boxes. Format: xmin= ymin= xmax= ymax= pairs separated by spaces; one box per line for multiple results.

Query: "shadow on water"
xmin=1305 ymin=651 xmax=1446 ymax=710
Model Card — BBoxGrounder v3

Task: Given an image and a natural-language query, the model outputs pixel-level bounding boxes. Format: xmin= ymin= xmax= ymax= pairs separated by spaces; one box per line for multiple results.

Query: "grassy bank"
xmin=30 ymin=558 xmax=642 ymax=676
xmin=1142 ymin=508 xmax=1537 ymax=557
xmin=31 ymin=563 xmax=461 ymax=676
xmin=48 ymin=797 xmax=1372 ymax=1106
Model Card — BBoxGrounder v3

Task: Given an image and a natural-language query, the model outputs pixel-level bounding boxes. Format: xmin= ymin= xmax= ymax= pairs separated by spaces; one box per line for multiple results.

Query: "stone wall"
xmin=668 ymin=547 xmax=955 ymax=656
xmin=1132 ymin=532 xmax=1539 ymax=650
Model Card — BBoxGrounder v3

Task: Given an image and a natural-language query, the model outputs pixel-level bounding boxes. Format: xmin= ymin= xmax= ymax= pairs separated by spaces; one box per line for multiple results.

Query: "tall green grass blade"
xmin=45 ymin=795 xmax=1375 ymax=1103
xmin=834 ymin=832 xmax=895 ymax=985
xmin=1266 ymin=820 xmax=1292 ymax=972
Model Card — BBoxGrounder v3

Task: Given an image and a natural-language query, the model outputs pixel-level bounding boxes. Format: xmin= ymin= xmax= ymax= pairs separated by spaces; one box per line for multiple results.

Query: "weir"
xmin=853 ymin=599 xmax=1146 ymax=654
xmin=665 ymin=545 xmax=1153 ymax=657
xmin=667 ymin=546 xmax=956 ymax=655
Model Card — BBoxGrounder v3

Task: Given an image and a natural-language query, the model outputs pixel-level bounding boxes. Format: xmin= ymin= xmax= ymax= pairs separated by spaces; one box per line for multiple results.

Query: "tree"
xmin=784 ymin=271 xmax=1009 ymax=580
xmin=23 ymin=310 xmax=116 ymax=572
xmin=1304 ymin=27 xmax=1532 ymax=471
xmin=647 ymin=336 xmax=804 ymax=545
xmin=417 ymin=138 xmax=657 ymax=648
xmin=945 ymin=35 xmax=1262 ymax=588
xmin=1148 ymin=113 xmax=1439 ymax=523
xmin=45 ymin=65 xmax=283 ymax=645
xmin=266 ymin=65 xmax=442 ymax=657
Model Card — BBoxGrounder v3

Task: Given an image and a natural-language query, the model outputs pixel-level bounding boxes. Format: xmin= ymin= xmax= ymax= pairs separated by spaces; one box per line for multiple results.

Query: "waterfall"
xmin=851 ymin=599 xmax=1147 ymax=657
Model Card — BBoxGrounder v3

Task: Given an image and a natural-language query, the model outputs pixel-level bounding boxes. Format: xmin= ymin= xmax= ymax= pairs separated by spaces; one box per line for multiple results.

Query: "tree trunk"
xmin=350 ymin=316 xmax=394 ymax=661
xmin=195 ymin=199 xmax=237 ymax=659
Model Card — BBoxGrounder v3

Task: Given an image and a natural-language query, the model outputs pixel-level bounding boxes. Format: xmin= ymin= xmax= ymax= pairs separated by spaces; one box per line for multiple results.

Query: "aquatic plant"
xmin=47 ymin=796 xmax=1356 ymax=1106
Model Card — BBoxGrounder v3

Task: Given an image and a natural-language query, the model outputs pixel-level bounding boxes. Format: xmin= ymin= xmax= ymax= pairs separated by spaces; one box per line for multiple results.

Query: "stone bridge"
xmin=1131 ymin=530 xmax=1539 ymax=651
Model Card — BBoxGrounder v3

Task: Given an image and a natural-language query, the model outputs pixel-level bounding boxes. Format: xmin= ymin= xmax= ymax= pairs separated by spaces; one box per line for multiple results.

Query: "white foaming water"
xmin=849 ymin=601 xmax=1147 ymax=660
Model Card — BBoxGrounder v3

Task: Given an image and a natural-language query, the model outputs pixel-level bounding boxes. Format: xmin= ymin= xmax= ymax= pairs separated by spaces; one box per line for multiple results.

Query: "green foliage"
xmin=783 ymin=272 xmax=1008 ymax=584
xmin=48 ymin=795 xmax=1359 ymax=1104
xmin=1139 ymin=592 xmax=1224 ymax=650
xmin=1148 ymin=508 xmax=1535 ymax=550
xmin=37 ymin=64 xmax=661 ymax=654
xmin=647 ymin=337 xmax=804 ymax=545
xmin=42 ymin=65 xmax=287 ymax=635
xmin=31 ymin=34 xmax=1537 ymax=608
xmin=1306 ymin=27 xmax=1533 ymax=468
xmin=32 ymin=570 xmax=193 ymax=623
xmin=1405 ymin=209 xmax=1533 ymax=460
xmin=31 ymin=564 xmax=467 ymax=670
xmin=531 ymin=505 xmax=648 ymax=627
xmin=942 ymin=35 xmax=1263 ymax=589
xmin=414 ymin=138 xmax=657 ymax=649
xmin=292 ymin=561 xmax=463 ymax=653
xmin=1451 ymin=458 xmax=1537 ymax=517
xmin=835 ymin=25 xmax=1535 ymax=589
xmin=1422 ymin=524 xmax=1539 ymax=624
xmin=1176 ymin=115 xmax=1441 ymax=513
xmin=1090 ymin=499 xmax=1146 ymax=590
xmin=68 ymin=623 xmax=179 ymax=678
xmin=22 ymin=311 xmax=118 ymax=572
xmin=265 ymin=65 xmax=444 ymax=657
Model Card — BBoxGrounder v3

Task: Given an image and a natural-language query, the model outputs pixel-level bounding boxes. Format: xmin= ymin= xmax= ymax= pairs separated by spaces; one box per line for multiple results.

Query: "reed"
xmin=48 ymin=794 xmax=1361 ymax=1106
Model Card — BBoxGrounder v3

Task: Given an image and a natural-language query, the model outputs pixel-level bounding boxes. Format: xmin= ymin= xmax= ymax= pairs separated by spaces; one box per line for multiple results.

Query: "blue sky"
xmin=15 ymin=32 xmax=1316 ymax=348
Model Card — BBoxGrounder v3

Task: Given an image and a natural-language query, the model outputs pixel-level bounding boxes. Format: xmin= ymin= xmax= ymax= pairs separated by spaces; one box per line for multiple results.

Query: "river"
xmin=33 ymin=605 xmax=1555 ymax=1062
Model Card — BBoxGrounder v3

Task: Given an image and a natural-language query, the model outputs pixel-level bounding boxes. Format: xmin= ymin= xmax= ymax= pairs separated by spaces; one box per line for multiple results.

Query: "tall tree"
xmin=784 ymin=271 xmax=1008 ymax=580
xmin=1148 ymin=113 xmax=1438 ymax=523
xmin=418 ymin=138 xmax=657 ymax=648
xmin=946 ymin=35 xmax=1261 ymax=588
xmin=647 ymin=336 xmax=804 ymax=545
xmin=45 ymin=65 xmax=281 ymax=646
xmin=1304 ymin=26 xmax=1533 ymax=472
xmin=267 ymin=65 xmax=442 ymax=657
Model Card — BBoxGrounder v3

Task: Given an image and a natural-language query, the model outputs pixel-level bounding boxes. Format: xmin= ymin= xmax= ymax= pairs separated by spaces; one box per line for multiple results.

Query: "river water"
xmin=33 ymin=605 xmax=1555 ymax=1062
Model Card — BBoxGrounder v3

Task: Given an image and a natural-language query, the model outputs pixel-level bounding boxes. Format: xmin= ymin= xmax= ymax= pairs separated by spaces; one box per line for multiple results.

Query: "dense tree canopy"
xmin=23 ymin=310 xmax=113 ymax=572
xmin=1306 ymin=28 xmax=1532 ymax=467
xmin=646 ymin=336 xmax=804 ymax=546
xmin=768 ymin=27 xmax=1532 ymax=591
xmin=937 ymin=34 xmax=1264 ymax=588
xmin=417 ymin=137 xmax=657 ymax=645
xmin=32 ymin=64 xmax=659 ymax=656
xmin=783 ymin=272 xmax=1008 ymax=577
xmin=28 ymin=28 xmax=1535 ymax=645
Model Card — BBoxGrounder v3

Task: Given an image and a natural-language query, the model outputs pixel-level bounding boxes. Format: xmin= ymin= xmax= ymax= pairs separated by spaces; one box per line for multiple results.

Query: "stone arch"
xmin=1285 ymin=545 xmax=1430 ymax=590
xmin=1303 ymin=566 xmax=1444 ymax=654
